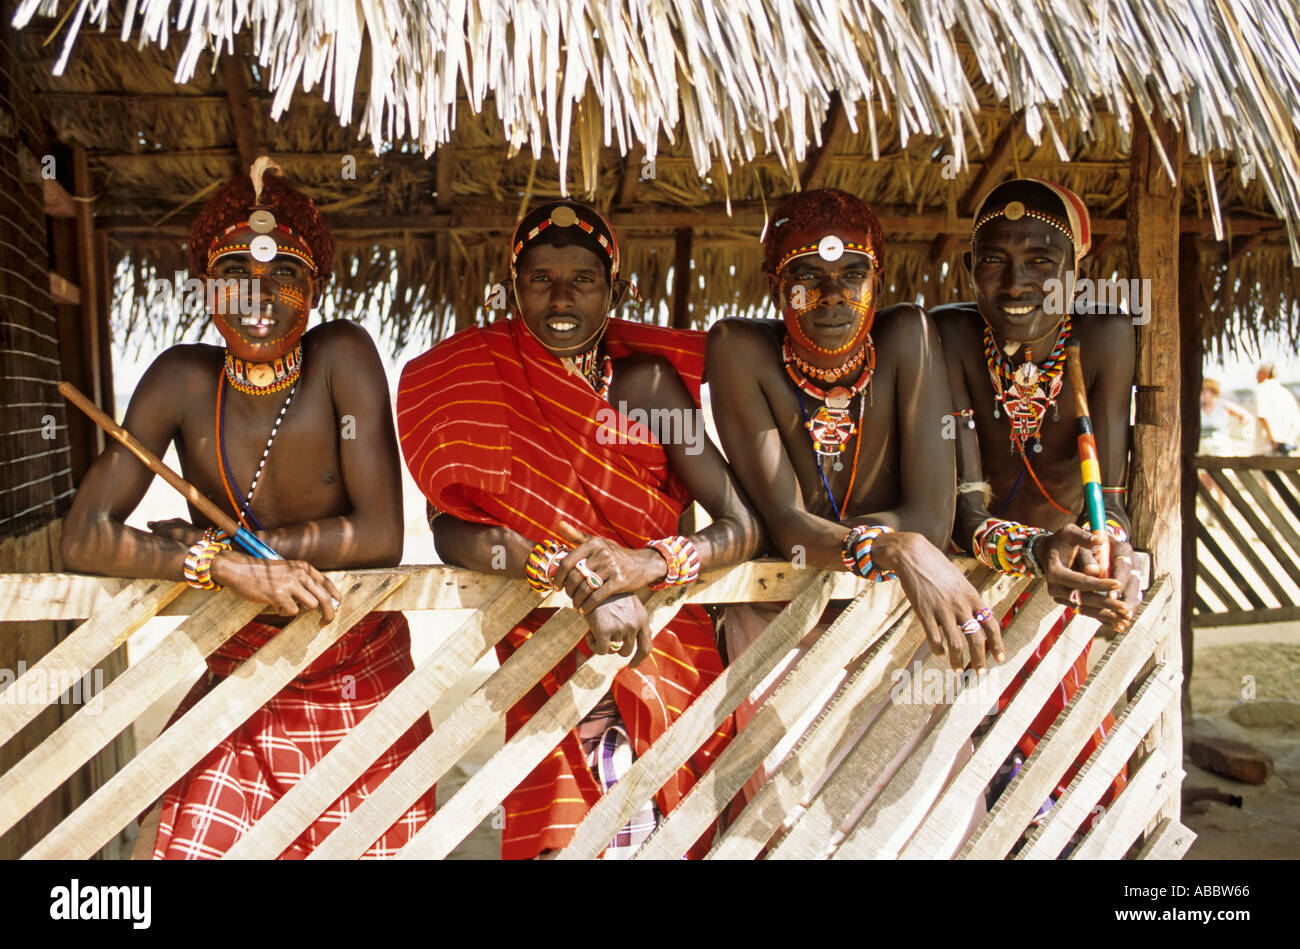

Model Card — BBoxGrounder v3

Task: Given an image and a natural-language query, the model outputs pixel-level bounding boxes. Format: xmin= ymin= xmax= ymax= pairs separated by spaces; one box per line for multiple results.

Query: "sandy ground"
xmin=1181 ymin=622 xmax=1300 ymax=860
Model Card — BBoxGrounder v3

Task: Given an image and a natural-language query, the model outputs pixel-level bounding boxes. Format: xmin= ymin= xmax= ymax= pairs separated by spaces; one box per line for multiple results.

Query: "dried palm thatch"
xmin=12 ymin=0 xmax=1300 ymax=355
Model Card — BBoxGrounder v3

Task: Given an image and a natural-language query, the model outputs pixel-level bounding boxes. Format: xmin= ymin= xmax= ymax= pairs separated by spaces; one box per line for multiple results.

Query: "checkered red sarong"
xmin=150 ymin=610 xmax=435 ymax=859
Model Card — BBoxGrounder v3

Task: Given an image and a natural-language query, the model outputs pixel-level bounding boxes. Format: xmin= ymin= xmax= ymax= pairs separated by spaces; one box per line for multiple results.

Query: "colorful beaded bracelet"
xmin=841 ymin=525 xmax=897 ymax=581
xmin=525 ymin=538 xmax=571 ymax=593
xmin=184 ymin=535 xmax=230 ymax=590
xmin=648 ymin=535 xmax=701 ymax=590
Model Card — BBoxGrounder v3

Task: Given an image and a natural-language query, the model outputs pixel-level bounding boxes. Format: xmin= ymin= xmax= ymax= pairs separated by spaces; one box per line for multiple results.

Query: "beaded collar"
xmin=983 ymin=316 xmax=1071 ymax=455
xmin=224 ymin=344 xmax=302 ymax=395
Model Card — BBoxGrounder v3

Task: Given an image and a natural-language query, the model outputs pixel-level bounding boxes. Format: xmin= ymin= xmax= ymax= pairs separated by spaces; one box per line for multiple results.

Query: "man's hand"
xmin=554 ymin=520 xmax=665 ymax=613
xmin=872 ymin=531 xmax=1004 ymax=672
xmin=209 ymin=549 xmax=342 ymax=624
xmin=1034 ymin=524 xmax=1134 ymax=630
xmin=583 ymin=594 xmax=652 ymax=667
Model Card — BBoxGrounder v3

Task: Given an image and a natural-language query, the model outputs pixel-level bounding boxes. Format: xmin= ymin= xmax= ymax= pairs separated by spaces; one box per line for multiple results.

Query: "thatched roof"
xmin=11 ymin=0 xmax=1300 ymax=355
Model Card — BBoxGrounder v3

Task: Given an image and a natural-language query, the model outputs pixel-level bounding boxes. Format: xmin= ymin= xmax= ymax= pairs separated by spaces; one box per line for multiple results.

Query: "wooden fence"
xmin=1192 ymin=455 xmax=1300 ymax=627
xmin=0 ymin=557 xmax=1188 ymax=859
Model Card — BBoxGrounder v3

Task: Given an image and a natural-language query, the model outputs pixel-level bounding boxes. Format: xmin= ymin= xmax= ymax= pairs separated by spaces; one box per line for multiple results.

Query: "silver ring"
xmin=960 ymin=618 xmax=981 ymax=635
xmin=575 ymin=558 xmax=604 ymax=590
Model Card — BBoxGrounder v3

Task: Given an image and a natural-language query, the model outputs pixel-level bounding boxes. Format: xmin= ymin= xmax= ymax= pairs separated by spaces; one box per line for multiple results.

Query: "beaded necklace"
xmin=215 ymin=367 xmax=298 ymax=532
xmin=224 ymin=343 xmax=302 ymax=395
xmin=563 ymin=341 xmax=613 ymax=400
xmin=983 ymin=315 xmax=1070 ymax=456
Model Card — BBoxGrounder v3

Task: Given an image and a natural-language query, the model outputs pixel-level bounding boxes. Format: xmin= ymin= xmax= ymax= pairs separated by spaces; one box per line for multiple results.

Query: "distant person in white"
xmin=1199 ymin=378 xmax=1251 ymax=456
xmin=1254 ymin=362 xmax=1300 ymax=455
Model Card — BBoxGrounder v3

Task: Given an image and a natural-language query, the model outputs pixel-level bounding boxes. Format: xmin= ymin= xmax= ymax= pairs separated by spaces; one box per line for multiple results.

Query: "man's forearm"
xmin=62 ymin=515 xmax=188 ymax=580
xmin=686 ymin=513 xmax=767 ymax=573
xmin=259 ymin=514 xmax=402 ymax=570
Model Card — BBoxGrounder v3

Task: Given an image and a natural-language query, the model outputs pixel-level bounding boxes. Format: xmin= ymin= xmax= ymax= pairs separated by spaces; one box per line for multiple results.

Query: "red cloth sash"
xmin=150 ymin=611 xmax=435 ymax=859
xmin=397 ymin=317 xmax=732 ymax=859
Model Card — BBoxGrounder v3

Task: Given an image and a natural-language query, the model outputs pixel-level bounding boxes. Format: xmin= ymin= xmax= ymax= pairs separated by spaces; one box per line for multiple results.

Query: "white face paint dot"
xmin=818 ymin=235 xmax=844 ymax=262
xmin=248 ymin=209 xmax=277 ymax=233
xmin=250 ymin=235 xmax=278 ymax=262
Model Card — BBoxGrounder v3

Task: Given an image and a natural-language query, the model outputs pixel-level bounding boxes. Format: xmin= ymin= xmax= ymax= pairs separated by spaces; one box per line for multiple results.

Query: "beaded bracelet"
xmin=972 ymin=517 xmax=1050 ymax=577
xmin=648 ymin=536 xmax=701 ymax=590
xmin=184 ymin=536 xmax=230 ymax=590
xmin=841 ymin=525 xmax=897 ymax=581
xmin=525 ymin=538 xmax=571 ymax=593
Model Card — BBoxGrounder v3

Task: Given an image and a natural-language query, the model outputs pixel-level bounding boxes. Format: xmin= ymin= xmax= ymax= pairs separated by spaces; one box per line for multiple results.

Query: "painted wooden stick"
xmin=58 ymin=381 xmax=281 ymax=560
xmin=1063 ymin=342 xmax=1109 ymax=575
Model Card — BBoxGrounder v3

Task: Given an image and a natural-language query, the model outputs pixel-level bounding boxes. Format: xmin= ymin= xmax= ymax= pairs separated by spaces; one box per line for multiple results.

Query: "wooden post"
xmin=1178 ymin=233 xmax=1202 ymax=718
xmin=221 ymin=44 xmax=259 ymax=173
xmin=671 ymin=228 xmax=692 ymax=329
xmin=1127 ymin=114 xmax=1184 ymax=835
xmin=71 ymin=146 xmax=103 ymax=455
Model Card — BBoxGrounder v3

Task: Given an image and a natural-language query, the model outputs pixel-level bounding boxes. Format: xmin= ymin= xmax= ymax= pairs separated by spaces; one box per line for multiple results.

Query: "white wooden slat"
xmin=1070 ymin=751 xmax=1184 ymax=860
xmin=555 ymin=571 xmax=835 ymax=860
xmin=959 ymin=576 xmax=1173 ymax=860
xmin=1133 ymin=818 xmax=1196 ymax=860
xmin=23 ymin=573 xmax=405 ymax=859
xmin=224 ymin=578 xmax=538 ymax=859
xmin=1017 ymin=662 xmax=1181 ymax=859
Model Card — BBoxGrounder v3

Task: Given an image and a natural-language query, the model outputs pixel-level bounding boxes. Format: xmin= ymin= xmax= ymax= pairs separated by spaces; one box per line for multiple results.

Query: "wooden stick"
xmin=58 ymin=381 xmax=280 ymax=560
xmin=1064 ymin=342 xmax=1109 ymax=574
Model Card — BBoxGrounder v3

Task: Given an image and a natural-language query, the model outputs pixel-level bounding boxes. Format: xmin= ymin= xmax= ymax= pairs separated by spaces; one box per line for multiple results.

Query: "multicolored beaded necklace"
xmin=562 ymin=341 xmax=613 ymax=401
xmin=224 ymin=344 xmax=302 ymax=395
xmin=983 ymin=315 xmax=1070 ymax=456
xmin=783 ymin=336 xmax=874 ymax=520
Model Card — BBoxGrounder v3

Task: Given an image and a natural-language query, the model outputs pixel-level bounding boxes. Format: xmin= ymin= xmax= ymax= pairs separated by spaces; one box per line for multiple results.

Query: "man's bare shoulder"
xmin=1072 ymin=306 xmax=1136 ymax=367
xmin=706 ymin=318 xmax=782 ymax=364
xmin=928 ymin=302 xmax=983 ymax=339
xmin=302 ymin=318 xmax=383 ymax=362
xmin=871 ymin=302 xmax=938 ymax=365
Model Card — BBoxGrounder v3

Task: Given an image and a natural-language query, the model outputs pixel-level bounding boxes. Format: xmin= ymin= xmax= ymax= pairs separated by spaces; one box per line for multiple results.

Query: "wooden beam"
xmin=929 ymin=117 xmax=1020 ymax=262
xmin=72 ymin=146 xmax=104 ymax=455
xmin=802 ymin=93 xmax=847 ymax=191
xmin=48 ymin=272 xmax=79 ymax=306
xmin=1178 ymin=233 xmax=1201 ymax=717
xmin=42 ymin=178 xmax=76 ymax=218
xmin=94 ymin=204 xmax=1288 ymax=239
xmin=616 ymin=145 xmax=646 ymax=208
xmin=221 ymin=45 xmax=259 ymax=173
xmin=671 ymin=228 xmax=692 ymax=329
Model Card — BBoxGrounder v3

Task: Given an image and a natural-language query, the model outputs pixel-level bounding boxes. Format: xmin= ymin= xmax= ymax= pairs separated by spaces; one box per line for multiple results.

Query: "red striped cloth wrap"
xmin=151 ymin=610 xmax=436 ymax=858
xmin=397 ymin=317 xmax=733 ymax=859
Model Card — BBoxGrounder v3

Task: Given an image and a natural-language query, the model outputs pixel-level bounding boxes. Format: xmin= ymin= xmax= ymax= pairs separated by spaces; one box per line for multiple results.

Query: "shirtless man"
xmin=707 ymin=188 xmax=999 ymax=668
xmin=61 ymin=157 xmax=432 ymax=858
xmin=933 ymin=177 xmax=1141 ymax=810
xmin=397 ymin=200 xmax=764 ymax=858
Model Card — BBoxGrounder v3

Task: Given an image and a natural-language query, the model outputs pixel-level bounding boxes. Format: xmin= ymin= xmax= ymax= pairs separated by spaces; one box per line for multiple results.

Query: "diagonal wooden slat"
xmin=1262 ymin=469 xmax=1300 ymax=521
xmin=1197 ymin=524 xmax=1266 ymax=609
xmin=0 ymin=577 xmax=185 ymax=750
xmin=827 ymin=580 xmax=1072 ymax=861
xmin=711 ymin=570 xmax=1027 ymax=860
xmin=1207 ymin=469 xmax=1300 ymax=588
xmin=1195 ymin=482 xmax=1290 ymax=604
xmin=555 ymin=571 xmax=834 ymax=860
xmin=224 ymin=578 xmax=538 ymax=859
xmin=1016 ymin=661 xmax=1181 ymax=859
xmin=1195 ymin=555 xmax=1243 ymax=613
xmin=957 ymin=577 xmax=1172 ymax=860
xmin=23 ymin=573 xmax=405 ymax=859
xmin=1236 ymin=468 xmax=1300 ymax=559
xmin=637 ymin=580 xmax=909 ymax=860
xmin=305 ymin=608 xmax=593 ymax=858
xmin=0 ymin=591 xmax=263 ymax=839
xmin=895 ymin=604 xmax=1104 ymax=859
xmin=399 ymin=650 xmax=631 ymax=859
xmin=1070 ymin=751 xmax=1184 ymax=860
xmin=1133 ymin=818 xmax=1196 ymax=860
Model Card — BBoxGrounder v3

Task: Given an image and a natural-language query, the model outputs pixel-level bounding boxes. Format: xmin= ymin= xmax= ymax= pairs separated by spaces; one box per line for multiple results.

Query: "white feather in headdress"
xmin=249 ymin=155 xmax=282 ymax=205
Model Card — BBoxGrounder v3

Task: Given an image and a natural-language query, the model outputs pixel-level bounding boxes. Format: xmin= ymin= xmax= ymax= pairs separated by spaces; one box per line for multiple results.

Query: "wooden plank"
xmin=1235 ymin=468 xmax=1300 ymax=561
xmin=555 ymin=572 xmax=836 ymax=860
xmin=224 ymin=579 xmax=538 ymax=859
xmin=671 ymin=228 xmax=692 ymax=329
xmin=23 ymin=573 xmax=406 ymax=858
xmin=221 ymin=46 xmax=259 ymax=171
xmin=0 ymin=578 xmax=185 ymax=750
xmin=1192 ymin=605 xmax=1300 ymax=627
xmin=1197 ymin=525 xmax=1265 ymax=609
xmin=0 ymin=592 xmax=263 ymax=840
xmin=1195 ymin=558 xmax=1243 ymax=614
xmin=0 ymin=559 xmax=888 ymax=620
xmin=802 ymin=93 xmax=848 ymax=191
xmin=957 ymin=577 xmax=1173 ymax=860
xmin=1070 ymin=751 xmax=1183 ymax=860
xmin=895 ymin=606 xmax=1111 ymax=860
xmin=1133 ymin=818 xmax=1196 ymax=860
xmin=1206 ymin=469 xmax=1300 ymax=588
xmin=1195 ymin=483 xmax=1290 ymax=604
xmin=399 ymin=650 xmax=631 ymax=859
xmin=1283 ymin=468 xmax=1300 ymax=499
xmin=1196 ymin=454 xmax=1300 ymax=471
xmin=827 ymin=583 xmax=1076 ymax=861
xmin=635 ymin=581 xmax=909 ymax=860
xmin=1262 ymin=469 xmax=1300 ymax=521
xmin=72 ymin=145 xmax=103 ymax=455
xmin=1016 ymin=663 xmax=1181 ymax=859
xmin=48 ymin=271 xmax=79 ymax=305
xmin=616 ymin=145 xmax=645 ymax=207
